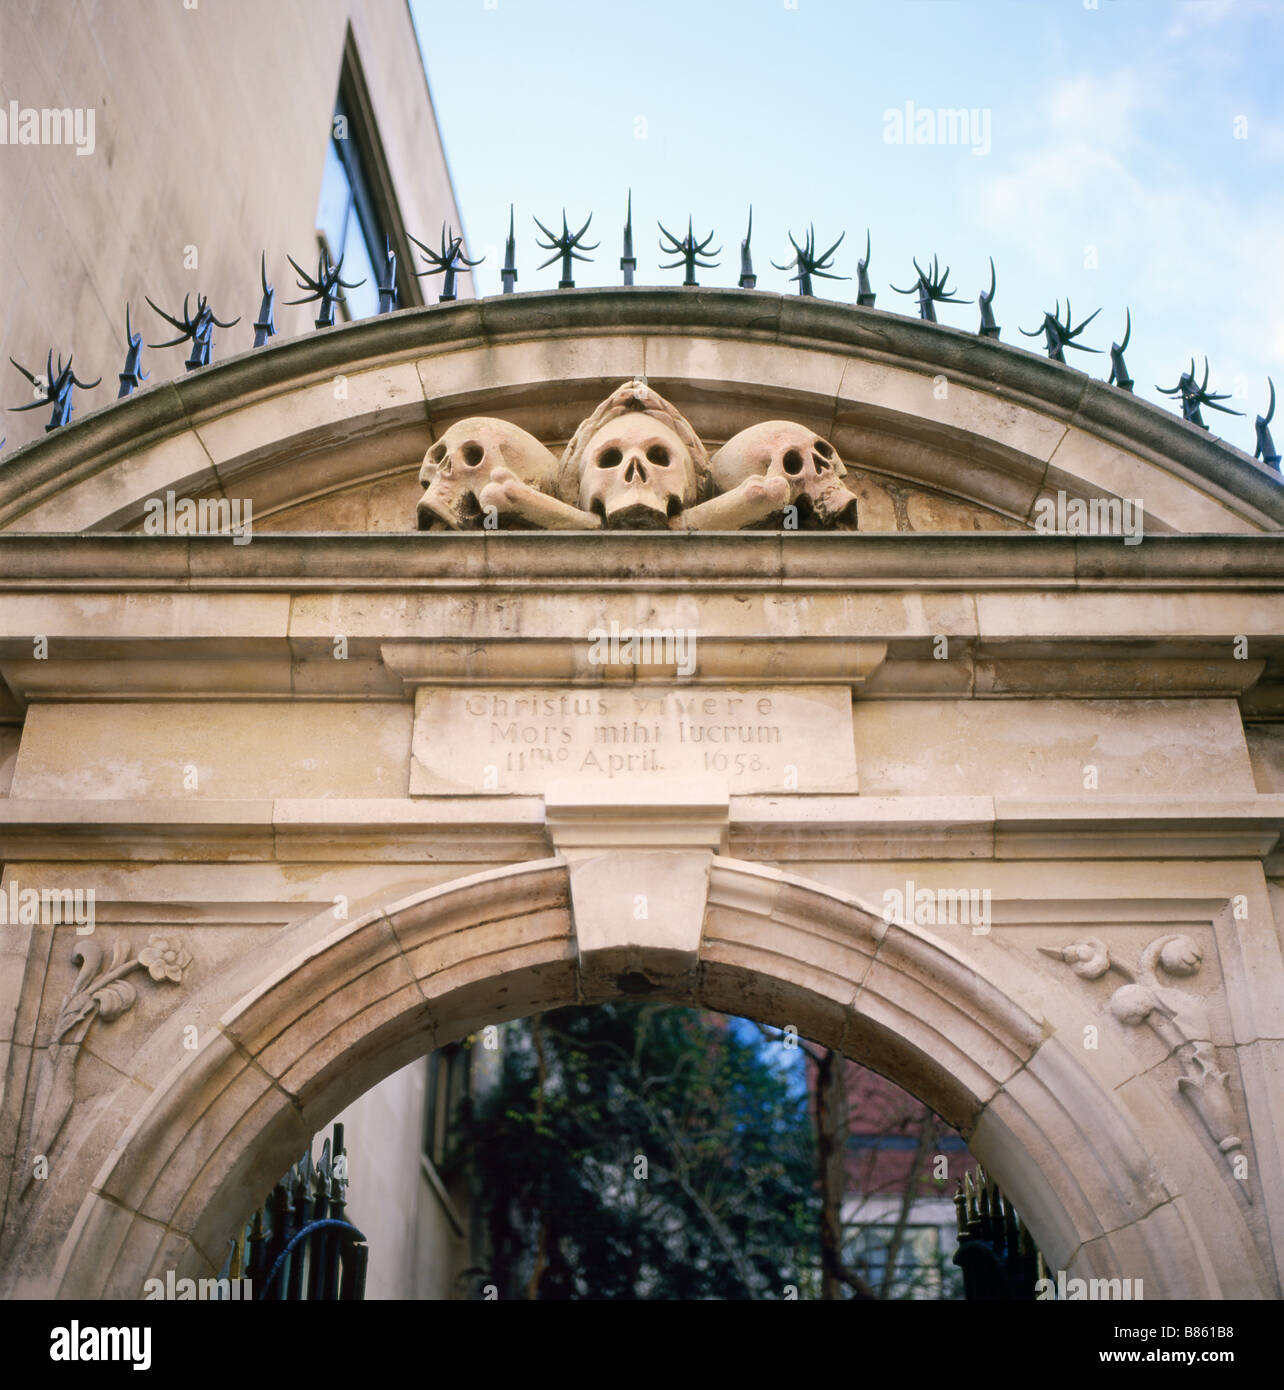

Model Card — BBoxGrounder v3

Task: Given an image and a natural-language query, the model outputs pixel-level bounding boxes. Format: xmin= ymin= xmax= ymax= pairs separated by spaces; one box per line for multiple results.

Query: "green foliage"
xmin=453 ymin=1003 xmax=820 ymax=1299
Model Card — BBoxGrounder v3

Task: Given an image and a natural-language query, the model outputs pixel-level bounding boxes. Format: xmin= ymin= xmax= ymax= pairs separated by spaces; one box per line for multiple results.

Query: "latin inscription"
xmin=409 ymin=687 xmax=858 ymax=795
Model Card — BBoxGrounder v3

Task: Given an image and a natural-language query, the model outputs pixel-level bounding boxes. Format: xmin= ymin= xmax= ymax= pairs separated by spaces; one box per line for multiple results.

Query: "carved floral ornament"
xmin=1039 ymin=933 xmax=1247 ymax=1189
xmin=415 ymin=379 xmax=859 ymax=533
xmin=20 ymin=935 xmax=193 ymax=1196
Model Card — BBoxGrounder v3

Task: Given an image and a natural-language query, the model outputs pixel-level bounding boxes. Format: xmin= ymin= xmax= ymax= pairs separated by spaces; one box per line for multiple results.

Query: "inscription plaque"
xmin=409 ymin=686 xmax=859 ymax=794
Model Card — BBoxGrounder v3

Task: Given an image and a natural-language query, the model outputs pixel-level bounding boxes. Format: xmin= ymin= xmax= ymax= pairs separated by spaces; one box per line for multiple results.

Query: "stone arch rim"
xmin=0 ymin=288 xmax=1278 ymax=534
xmin=43 ymin=853 xmax=1253 ymax=1300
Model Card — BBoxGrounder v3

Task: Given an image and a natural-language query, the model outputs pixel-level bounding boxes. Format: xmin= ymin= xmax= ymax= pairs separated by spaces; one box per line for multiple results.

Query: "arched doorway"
xmin=39 ymin=856 xmax=1264 ymax=1300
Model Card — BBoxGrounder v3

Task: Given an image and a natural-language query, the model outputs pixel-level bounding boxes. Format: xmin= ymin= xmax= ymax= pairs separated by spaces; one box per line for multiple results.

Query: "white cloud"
xmin=1166 ymin=0 xmax=1272 ymax=42
xmin=1048 ymin=69 xmax=1151 ymax=149
xmin=974 ymin=60 xmax=1284 ymax=450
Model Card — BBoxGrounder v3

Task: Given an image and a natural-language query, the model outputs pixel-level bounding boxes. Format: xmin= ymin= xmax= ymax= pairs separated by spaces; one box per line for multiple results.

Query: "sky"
xmin=411 ymin=0 xmax=1284 ymax=461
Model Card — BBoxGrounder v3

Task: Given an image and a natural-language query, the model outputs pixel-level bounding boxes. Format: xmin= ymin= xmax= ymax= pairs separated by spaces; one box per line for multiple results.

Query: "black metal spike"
xmin=117 ymin=303 xmax=149 ymax=398
xmin=147 ymin=292 xmax=240 ymax=368
xmin=533 ymin=209 xmax=598 ymax=288
xmin=286 ymin=248 xmax=365 ymax=327
xmin=1157 ymin=356 xmax=1243 ymax=428
xmin=657 ymin=214 xmax=720 ymax=287
xmin=772 ymin=223 xmax=848 ymax=297
xmin=377 ymin=240 xmax=398 ymax=314
xmin=620 ymin=190 xmax=636 ymax=286
xmin=892 ymin=254 xmax=965 ymax=322
xmin=977 ymin=257 xmax=1000 ymax=339
xmin=501 ymin=204 xmax=518 ymax=294
xmin=1020 ymin=299 xmax=1101 ymax=364
xmin=738 ymin=207 xmax=756 ymax=289
xmin=1255 ymin=378 xmax=1280 ymax=468
xmin=1108 ymin=308 xmax=1134 ymax=391
xmin=9 ymin=349 xmax=100 ymax=430
xmin=409 ymin=223 xmax=482 ymax=303
xmin=855 ymin=229 xmax=875 ymax=307
xmin=253 ymin=252 xmax=277 ymax=347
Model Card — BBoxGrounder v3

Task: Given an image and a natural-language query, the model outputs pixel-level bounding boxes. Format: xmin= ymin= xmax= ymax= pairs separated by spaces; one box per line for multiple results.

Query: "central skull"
xmin=710 ymin=421 xmax=858 ymax=528
xmin=579 ymin=411 xmax=697 ymax=528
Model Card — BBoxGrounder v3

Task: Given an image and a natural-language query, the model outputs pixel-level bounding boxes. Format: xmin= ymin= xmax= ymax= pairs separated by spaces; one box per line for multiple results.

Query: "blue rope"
xmin=256 ymin=1218 xmax=367 ymax=1300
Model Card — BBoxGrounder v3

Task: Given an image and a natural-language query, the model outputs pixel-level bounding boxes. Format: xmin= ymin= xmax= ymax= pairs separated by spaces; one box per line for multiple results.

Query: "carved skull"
xmin=417 ymin=418 xmax=559 ymax=530
xmin=710 ymin=421 xmax=858 ymax=528
xmin=578 ymin=410 xmax=698 ymax=528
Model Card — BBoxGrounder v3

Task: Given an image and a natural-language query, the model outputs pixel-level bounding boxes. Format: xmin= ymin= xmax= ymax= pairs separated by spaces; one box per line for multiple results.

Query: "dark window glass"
xmin=315 ymin=91 xmax=383 ymax=321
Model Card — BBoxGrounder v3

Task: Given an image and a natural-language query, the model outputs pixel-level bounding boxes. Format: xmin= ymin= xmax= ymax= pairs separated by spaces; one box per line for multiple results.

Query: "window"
xmin=847 ymin=1223 xmax=960 ymax=1300
xmin=422 ymin=1042 xmax=471 ymax=1169
xmin=314 ymin=36 xmax=413 ymax=321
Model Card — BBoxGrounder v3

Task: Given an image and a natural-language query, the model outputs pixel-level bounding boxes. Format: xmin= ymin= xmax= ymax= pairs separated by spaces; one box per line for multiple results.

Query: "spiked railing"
xmin=952 ymin=1166 xmax=1046 ymax=1300
xmin=3 ymin=198 xmax=1277 ymax=462
xmin=227 ymin=1122 xmax=368 ymax=1302
xmin=408 ymin=223 xmax=482 ymax=304
xmin=1108 ymin=309 xmax=1134 ymax=392
xmin=892 ymin=254 xmax=967 ymax=322
xmin=147 ymin=292 xmax=239 ymax=370
xmin=976 ymin=257 xmax=1000 ymax=339
xmin=501 ymin=205 xmax=519 ymax=294
xmin=533 ymin=209 xmax=598 ymax=289
xmin=285 ymin=249 xmax=365 ymax=329
xmin=1019 ymin=299 xmax=1101 ymax=363
xmin=116 ymin=305 xmax=148 ymax=399
xmin=855 ymin=230 xmax=875 ymax=307
xmin=252 ymin=253 xmax=277 ymax=348
xmin=772 ymin=224 xmax=848 ymax=297
xmin=1256 ymin=379 xmax=1280 ymax=467
xmin=657 ymin=215 xmax=720 ymax=287
xmin=738 ymin=207 xmax=757 ymax=289
xmin=9 ymin=350 xmax=101 ymax=430
xmin=620 ymin=191 xmax=637 ymax=286
xmin=1158 ymin=357 xmax=1244 ymax=429
xmin=376 ymin=240 xmax=399 ymax=314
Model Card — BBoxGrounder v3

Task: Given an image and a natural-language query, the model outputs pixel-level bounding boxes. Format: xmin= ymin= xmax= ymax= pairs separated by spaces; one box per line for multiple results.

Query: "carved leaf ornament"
xmin=22 ymin=934 xmax=192 ymax=1194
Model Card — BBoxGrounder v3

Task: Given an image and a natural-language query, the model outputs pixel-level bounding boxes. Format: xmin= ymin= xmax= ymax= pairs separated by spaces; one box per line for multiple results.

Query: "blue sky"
xmin=412 ymin=0 xmax=1283 ymax=461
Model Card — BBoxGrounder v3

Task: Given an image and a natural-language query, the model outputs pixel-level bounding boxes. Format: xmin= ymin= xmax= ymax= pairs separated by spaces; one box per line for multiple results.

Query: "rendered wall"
xmin=0 ymin=0 xmax=467 ymax=455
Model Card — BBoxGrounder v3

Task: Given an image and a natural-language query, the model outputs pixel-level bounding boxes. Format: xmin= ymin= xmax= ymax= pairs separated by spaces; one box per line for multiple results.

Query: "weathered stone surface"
xmin=410 ymin=686 xmax=858 ymax=795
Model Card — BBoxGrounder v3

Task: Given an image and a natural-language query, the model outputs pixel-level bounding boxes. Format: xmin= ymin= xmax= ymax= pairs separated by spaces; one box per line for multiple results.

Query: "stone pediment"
xmin=0 ymin=290 xmax=1278 ymax=538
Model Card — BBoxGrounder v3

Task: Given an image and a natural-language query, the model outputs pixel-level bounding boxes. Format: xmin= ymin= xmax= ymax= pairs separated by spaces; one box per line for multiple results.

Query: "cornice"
xmin=1 ymin=794 xmax=1280 ymax=863
xmin=0 ymin=530 xmax=1281 ymax=590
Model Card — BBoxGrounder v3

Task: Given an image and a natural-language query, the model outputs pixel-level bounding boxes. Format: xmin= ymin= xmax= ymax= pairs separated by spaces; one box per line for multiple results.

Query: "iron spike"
xmin=117 ymin=303 xmax=149 ymax=397
xmin=253 ymin=252 xmax=278 ymax=346
xmin=738 ymin=206 xmax=757 ymax=289
xmin=501 ymin=204 xmax=518 ymax=294
xmin=1255 ymin=378 xmax=1280 ymax=468
xmin=620 ymin=190 xmax=637 ymax=285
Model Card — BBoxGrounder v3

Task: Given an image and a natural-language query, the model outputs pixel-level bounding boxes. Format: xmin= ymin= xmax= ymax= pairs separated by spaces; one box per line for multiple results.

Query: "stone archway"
xmin=38 ymin=854 xmax=1265 ymax=1301
xmin=1 ymin=290 xmax=1281 ymax=1305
